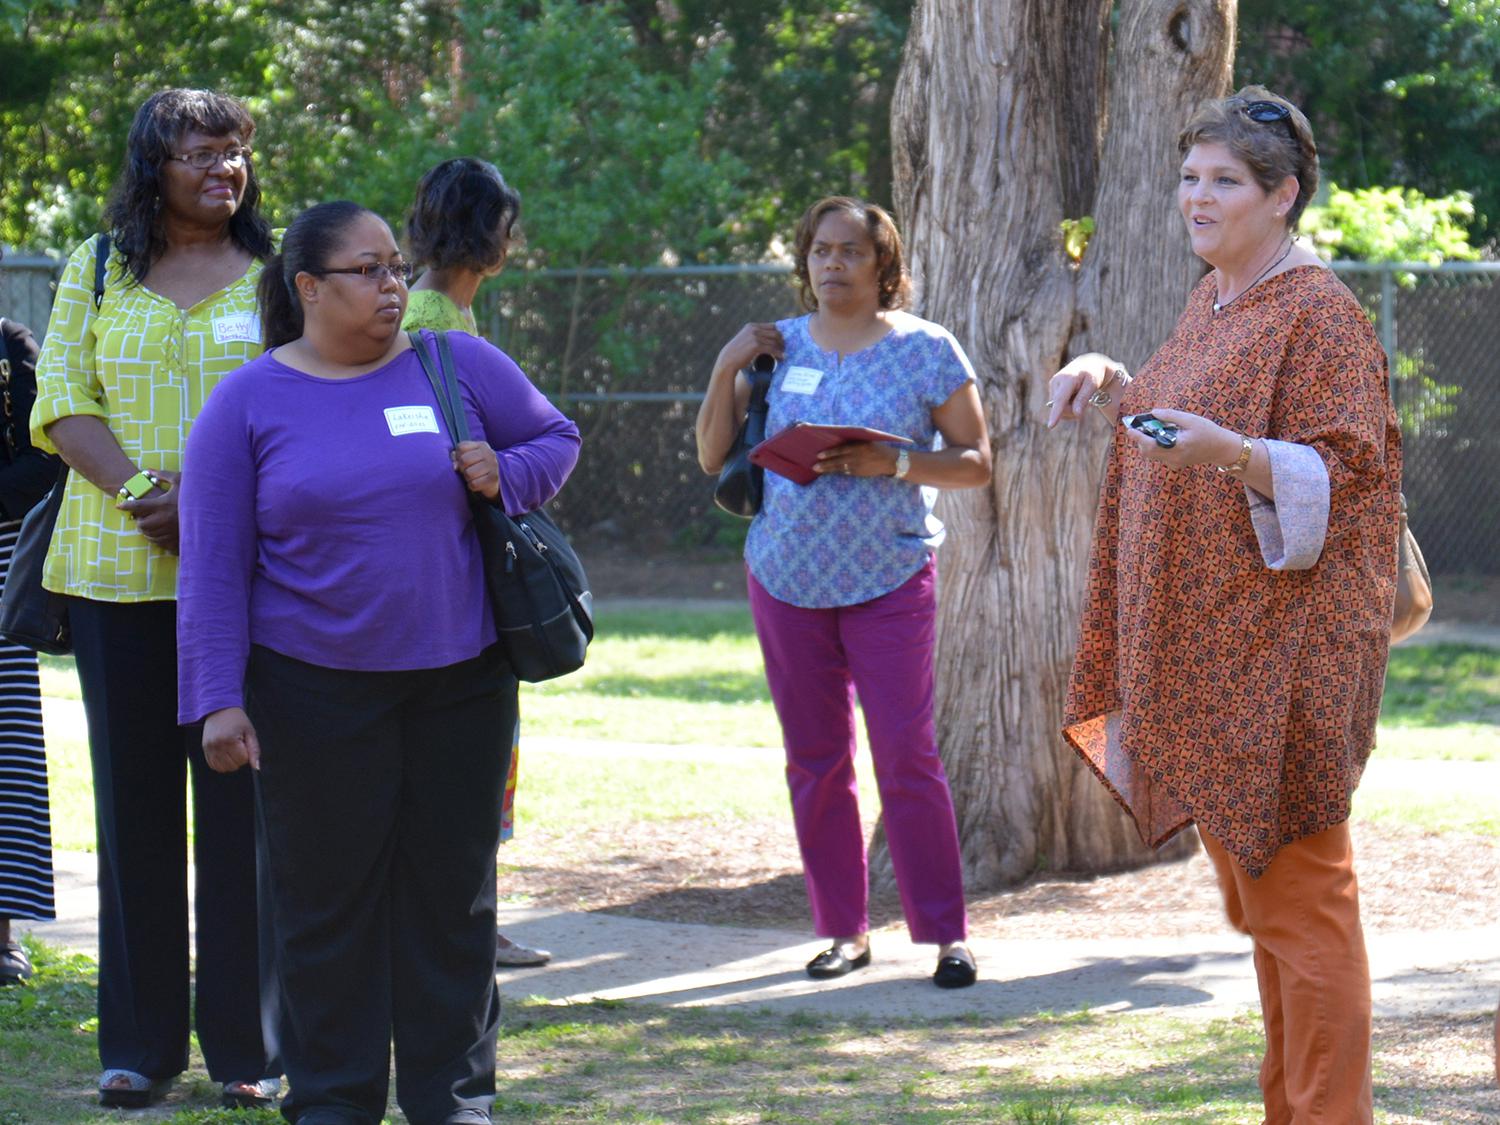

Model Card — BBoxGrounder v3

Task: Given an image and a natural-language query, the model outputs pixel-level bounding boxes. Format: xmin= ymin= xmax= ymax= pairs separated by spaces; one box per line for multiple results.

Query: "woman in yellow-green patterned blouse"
xmin=400 ymin=157 xmax=553 ymax=969
xmin=31 ymin=89 xmax=279 ymax=1110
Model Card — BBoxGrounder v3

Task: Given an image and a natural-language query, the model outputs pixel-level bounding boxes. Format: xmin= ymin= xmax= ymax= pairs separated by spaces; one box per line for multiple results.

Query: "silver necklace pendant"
xmin=1213 ymin=238 xmax=1294 ymax=315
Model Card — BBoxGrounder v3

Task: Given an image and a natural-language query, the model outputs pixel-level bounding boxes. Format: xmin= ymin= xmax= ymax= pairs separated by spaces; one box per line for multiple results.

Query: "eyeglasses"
xmin=317 ymin=261 xmax=414 ymax=284
xmin=1240 ymin=100 xmax=1297 ymax=140
xmin=168 ymin=146 xmax=253 ymax=170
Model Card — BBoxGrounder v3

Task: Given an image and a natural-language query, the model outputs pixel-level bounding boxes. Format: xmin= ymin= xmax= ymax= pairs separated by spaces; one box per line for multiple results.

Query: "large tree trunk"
xmin=889 ymin=0 xmax=1236 ymax=889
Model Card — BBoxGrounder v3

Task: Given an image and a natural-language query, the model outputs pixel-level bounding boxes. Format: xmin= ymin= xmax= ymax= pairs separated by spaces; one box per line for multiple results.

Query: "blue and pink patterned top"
xmin=745 ymin=313 xmax=976 ymax=608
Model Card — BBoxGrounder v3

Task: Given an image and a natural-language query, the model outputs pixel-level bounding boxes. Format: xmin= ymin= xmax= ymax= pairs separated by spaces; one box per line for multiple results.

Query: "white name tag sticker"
xmin=781 ymin=365 xmax=824 ymax=394
xmin=384 ymin=405 xmax=440 ymax=436
xmin=212 ymin=312 xmax=260 ymax=345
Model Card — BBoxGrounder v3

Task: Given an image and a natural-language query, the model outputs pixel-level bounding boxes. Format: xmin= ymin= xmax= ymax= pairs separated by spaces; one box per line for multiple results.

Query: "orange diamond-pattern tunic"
xmin=1063 ymin=266 xmax=1402 ymax=877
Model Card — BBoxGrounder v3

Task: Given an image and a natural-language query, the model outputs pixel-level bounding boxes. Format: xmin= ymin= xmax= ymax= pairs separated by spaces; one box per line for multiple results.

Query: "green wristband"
xmin=116 ymin=470 xmax=157 ymax=502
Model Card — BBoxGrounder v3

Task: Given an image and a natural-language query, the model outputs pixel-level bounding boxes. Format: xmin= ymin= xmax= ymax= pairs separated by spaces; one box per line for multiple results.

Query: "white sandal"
xmin=495 ymin=934 xmax=551 ymax=967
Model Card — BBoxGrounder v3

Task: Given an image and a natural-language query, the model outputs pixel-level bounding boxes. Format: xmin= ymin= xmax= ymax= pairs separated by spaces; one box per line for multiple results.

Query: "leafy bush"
xmin=1302 ymin=183 xmax=1480 ymax=265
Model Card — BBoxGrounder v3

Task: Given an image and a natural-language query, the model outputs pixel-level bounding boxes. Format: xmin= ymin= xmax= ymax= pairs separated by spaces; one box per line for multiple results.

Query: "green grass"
xmin=521 ymin=607 xmax=782 ymax=747
xmin=1380 ymin=643 xmax=1500 ymax=731
xmin=515 ymin=743 xmax=811 ymax=828
xmin=5 ymin=944 xmax=1495 ymax=1122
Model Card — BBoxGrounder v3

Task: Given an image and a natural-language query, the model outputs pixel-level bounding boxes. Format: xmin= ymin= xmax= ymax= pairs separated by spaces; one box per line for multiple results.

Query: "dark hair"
xmin=405 ymin=158 xmax=521 ymax=273
xmin=1178 ymin=85 xmax=1319 ymax=228
xmin=102 ymin=89 xmax=272 ymax=285
xmin=791 ymin=196 xmax=911 ymax=312
xmin=257 ymin=201 xmax=376 ymax=348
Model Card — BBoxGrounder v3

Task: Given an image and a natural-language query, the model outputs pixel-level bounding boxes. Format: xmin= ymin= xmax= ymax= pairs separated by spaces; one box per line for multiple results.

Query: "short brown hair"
xmin=1178 ymin=85 xmax=1319 ymax=228
xmin=791 ymin=196 xmax=911 ymax=312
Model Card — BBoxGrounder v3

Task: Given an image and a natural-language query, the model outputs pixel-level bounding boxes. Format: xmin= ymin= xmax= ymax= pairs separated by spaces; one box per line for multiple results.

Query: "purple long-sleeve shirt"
xmin=176 ymin=331 xmax=580 ymax=723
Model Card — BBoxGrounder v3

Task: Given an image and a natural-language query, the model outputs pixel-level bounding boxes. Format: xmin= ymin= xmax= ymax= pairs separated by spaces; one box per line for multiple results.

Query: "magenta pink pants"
xmin=748 ymin=559 xmax=968 ymax=944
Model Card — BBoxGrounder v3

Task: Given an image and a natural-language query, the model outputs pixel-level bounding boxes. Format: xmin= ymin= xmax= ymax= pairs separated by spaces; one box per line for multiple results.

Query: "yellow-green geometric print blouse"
xmin=402 ymin=287 xmax=479 ymax=335
xmin=31 ymin=234 xmax=269 ymax=603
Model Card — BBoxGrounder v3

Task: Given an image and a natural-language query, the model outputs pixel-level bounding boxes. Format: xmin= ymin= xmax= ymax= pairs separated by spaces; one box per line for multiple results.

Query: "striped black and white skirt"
xmin=0 ymin=517 xmax=54 ymax=921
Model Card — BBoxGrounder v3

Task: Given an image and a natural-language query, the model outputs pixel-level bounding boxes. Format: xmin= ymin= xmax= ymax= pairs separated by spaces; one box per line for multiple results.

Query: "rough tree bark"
xmin=887 ymin=0 xmax=1237 ymax=888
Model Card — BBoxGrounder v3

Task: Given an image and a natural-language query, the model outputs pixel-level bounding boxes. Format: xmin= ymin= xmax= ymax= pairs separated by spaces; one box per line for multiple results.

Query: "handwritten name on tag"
xmin=781 ymin=366 xmax=824 ymax=394
xmin=211 ymin=312 xmax=261 ymax=345
xmin=384 ymin=406 xmax=440 ymax=436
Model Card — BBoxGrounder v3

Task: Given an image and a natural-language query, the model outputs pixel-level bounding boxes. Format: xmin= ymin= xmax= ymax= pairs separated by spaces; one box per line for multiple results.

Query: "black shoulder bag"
xmin=408 ymin=329 xmax=593 ymax=682
xmin=713 ymin=353 xmax=775 ymax=518
xmin=0 ymin=234 xmax=109 ymax=654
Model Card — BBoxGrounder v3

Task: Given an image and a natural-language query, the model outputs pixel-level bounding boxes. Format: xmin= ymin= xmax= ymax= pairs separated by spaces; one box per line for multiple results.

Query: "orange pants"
xmin=1201 ymin=822 xmax=1373 ymax=1124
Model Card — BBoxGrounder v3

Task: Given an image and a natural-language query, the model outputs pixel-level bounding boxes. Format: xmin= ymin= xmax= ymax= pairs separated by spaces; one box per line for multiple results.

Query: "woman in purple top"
xmin=177 ymin=200 xmax=579 ymax=1125
xmin=695 ymin=197 xmax=991 ymax=988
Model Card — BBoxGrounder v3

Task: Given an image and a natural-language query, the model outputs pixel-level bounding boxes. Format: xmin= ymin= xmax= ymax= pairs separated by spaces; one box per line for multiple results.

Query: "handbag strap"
xmin=746 ymin=358 xmax=772 ymax=414
xmin=94 ymin=234 xmax=111 ymax=311
xmin=407 ymin=329 xmax=470 ymax=449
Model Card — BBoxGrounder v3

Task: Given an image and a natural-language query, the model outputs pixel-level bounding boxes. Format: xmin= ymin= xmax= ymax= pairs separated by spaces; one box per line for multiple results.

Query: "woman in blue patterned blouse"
xmin=696 ymin=196 xmax=992 ymax=988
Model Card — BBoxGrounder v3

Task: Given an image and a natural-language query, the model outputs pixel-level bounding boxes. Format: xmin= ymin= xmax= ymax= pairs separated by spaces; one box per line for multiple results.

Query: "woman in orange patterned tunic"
xmin=1047 ymin=87 xmax=1400 ymax=1124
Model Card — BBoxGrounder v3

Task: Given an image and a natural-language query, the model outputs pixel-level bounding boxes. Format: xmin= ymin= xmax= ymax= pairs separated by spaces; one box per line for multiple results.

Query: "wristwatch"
xmin=893 ymin=449 xmax=911 ymax=480
xmin=116 ymin=470 xmax=160 ymax=503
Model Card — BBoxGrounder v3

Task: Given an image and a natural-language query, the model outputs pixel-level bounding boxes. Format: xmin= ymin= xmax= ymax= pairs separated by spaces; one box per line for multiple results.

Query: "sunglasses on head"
xmin=1241 ymin=100 xmax=1297 ymax=140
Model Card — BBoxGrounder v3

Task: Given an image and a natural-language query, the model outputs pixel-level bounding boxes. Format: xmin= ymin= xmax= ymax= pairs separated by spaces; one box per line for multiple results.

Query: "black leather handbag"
xmin=713 ymin=353 xmax=776 ymax=518
xmin=409 ymin=330 xmax=593 ymax=682
xmin=0 ymin=237 xmax=105 ymax=656
xmin=0 ymin=464 xmax=70 ymax=654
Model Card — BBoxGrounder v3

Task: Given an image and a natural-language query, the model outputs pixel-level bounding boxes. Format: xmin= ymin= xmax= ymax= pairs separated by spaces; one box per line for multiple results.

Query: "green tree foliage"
xmin=622 ymin=0 xmax=911 ymax=247
xmin=441 ymin=0 xmax=749 ymax=268
xmin=0 ymin=0 xmax=903 ymax=259
xmin=1236 ymin=0 xmax=1500 ymax=247
xmin=7 ymin=2 xmax=1495 ymax=260
xmin=0 ymin=0 xmax=275 ymax=248
xmin=0 ymin=0 xmax=751 ymax=268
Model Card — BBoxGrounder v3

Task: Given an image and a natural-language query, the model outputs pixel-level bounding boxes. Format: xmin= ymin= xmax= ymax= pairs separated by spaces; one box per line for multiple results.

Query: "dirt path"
xmin=500 ymin=817 xmax=1496 ymax=941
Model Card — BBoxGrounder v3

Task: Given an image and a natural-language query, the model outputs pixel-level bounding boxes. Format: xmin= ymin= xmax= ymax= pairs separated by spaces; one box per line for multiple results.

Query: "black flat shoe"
xmin=0 ymin=941 xmax=32 ymax=986
xmin=933 ymin=953 xmax=978 ymax=989
xmin=806 ymin=945 xmax=871 ymax=979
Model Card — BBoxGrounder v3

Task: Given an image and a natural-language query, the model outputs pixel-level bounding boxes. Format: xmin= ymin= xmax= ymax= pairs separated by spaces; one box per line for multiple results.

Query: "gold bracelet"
xmin=1216 ymin=435 xmax=1254 ymax=476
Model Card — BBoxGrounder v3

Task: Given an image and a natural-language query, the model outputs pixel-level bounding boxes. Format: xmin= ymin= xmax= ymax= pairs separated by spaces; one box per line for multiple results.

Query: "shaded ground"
xmin=585 ymin=544 xmax=750 ymax=601
xmin=499 ymin=817 xmax=1496 ymax=942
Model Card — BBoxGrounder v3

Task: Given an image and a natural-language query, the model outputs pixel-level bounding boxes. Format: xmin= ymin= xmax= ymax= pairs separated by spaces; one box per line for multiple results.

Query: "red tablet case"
xmin=748 ymin=423 xmax=913 ymax=485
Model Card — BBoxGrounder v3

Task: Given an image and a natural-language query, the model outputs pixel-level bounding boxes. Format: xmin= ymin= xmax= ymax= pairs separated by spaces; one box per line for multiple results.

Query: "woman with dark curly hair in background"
xmin=401 ymin=157 xmax=553 ymax=969
xmin=31 ymin=88 xmax=280 ymax=1109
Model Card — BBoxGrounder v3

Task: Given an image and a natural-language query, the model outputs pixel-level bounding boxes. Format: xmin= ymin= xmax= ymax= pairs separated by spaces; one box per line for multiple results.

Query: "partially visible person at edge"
xmin=695 ymin=196 xmax=991 ymax=989
xmin=0 ymin=294 xmax=61 ymax=988
xmin=176 ymin=200 xmax=580 ymax=1124
xmin=30 ymin=88 xmax=280 ymax=1110
xmin=1047 ymin=86 xmax=1399 ymax=1124
xmin=402 ymin=156 xmax=551 ymax=970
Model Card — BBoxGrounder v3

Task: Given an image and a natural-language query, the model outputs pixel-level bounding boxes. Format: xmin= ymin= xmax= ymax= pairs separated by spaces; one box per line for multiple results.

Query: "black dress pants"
xmin=246 ymin=644 xmax=513 ymax=1125
xmin=69 ymin=597 xmax=273 ymax=1082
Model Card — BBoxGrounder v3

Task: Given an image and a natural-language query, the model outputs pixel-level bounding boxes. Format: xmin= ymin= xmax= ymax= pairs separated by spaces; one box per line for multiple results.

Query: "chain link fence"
xmin=1333 ymin=262 xmax=1500 ymax=574
xmin=3 ymin=253 xmax=1496 ymax=572
xmin=0 ymin=254 xmax=63 ymax=334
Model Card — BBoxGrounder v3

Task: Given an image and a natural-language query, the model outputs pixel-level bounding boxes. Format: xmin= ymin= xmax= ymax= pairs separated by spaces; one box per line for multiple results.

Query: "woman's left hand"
xmin=813 ymin=440 xmax=900 ymax=478
xmin=1122 ymin=408 xmax=1243 ymax=471
xmin=117 ymin=468 xmax=182 ymax=554
xmin=453 ymin=440 xmax=501 ymax=500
